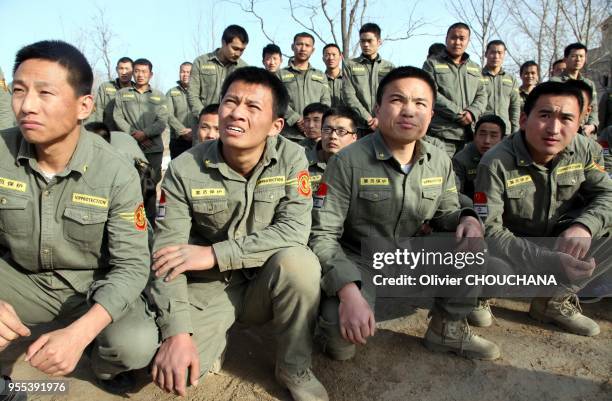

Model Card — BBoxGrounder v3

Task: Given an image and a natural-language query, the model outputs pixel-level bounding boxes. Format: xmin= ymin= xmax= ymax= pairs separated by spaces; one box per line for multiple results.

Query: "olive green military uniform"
xmin=482 ymin=68 xmax=521 ymax=135
xmin=599 ymin=88 xmax=612 ymax=129
xmin=0 ymin=127 xmax=157 ymax=379
xmin=310 ymin=132 xmax=480 ymax=355
xmin=423 ymin=51 xmax=488 ymax=156
xmin=452 ymin=141 xmax=481 ymax=207
xmin=550 ymin=72 xmax=599 ymax=129
xmin=598 ymin=126 xmax=612 ymax=177
xmin=0 ymin=67 xmax=14 ymax=130
xmin=166 ymin=83 xmax=197 ymax=159
xmin=187 ymin=50 xmax=248 ymax=117
xmin=326 ymin=71 xmax=343 ymax=107
xmin=341 ymin=55 xmax=394 ymax=128
xmin=280 ymin=61 xmax=331 ymax=142
xmin=299 ymin=137 xmax=318 ymax=152
xmin=109 ymin=131 xmax=147 ymax=162
xmin=90 ymin=79 xmax=132 ymax=131
xmin=306 ymin=141 xmax=326 ymax=193
xmin=148 ymin=135 xmax=321 ymax=376
xmin=474 ymin=131 xmax=611 ymax=293
xmin=519 ymin=87 xmax=531 ymax=112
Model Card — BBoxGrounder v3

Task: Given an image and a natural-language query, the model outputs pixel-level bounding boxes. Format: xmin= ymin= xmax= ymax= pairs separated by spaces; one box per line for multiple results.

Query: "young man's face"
xmin=116 ymin=61 xmax=133 ymax=84
xmin=322 ymin=46 xmax=341 ymax=70
xmin=375 ymin=77 xmax=434 ymax=146
xmin=359 ymin=32 xmax=381 ymax=58
xmin=474 ymin=122 xmax=503 ymax=155
xmin=292 ymin=36 xmax=314 ymax=63
xmin=12 ymin=59 xmax=93 ymax=146
xmin=321 ymin=115 xmax=357 ymax=155
xmin=303 ymin=111 xmax=323 ymax=140
xmin=221 ymin=38 xmax=247 ymax=63
xmin=218 ymin=80 xmax=283 ymax=152
xmin=198 ymin=112 xmax=219 ymax=141
xmin=446 ymin=28 xmax=470 ymax=59
xmin=521 ymin=65 xmax=539 ymax=87
xmin=262 ymin=53 xmax=282 ymax=73
xmin=520 ymin=94 xmax=581 ymax=163
xmin=485 ymin=44 xmax=505 ymax=70
xmin=133 ymin=64 xmax=152 ymax=87
xmin=551 ymin=61 xmax=566 ymax=77
xmin=179 ymin=64 xmax=191 ymax=86
xmin=565 ymin=49 xmax=586 ymax=72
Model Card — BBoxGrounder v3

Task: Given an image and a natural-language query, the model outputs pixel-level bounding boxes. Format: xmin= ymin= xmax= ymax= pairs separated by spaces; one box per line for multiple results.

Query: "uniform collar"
xmin=482 ymin=67 xmax=505 ymax=77
xmin=465 ymin=142 xmax=482 ymax=162
xmin=371 ymin=131 xmax=432 ymax=163
xmin=441 ymin=50 xmax=470 ymax=65
xmin=357 ymin=53 xmax=381 ymax=63
xmin=326 ymin=70 xmax=342 ymax=79
xmin=176 ymin=81 xmax=188 ymax=91
xmin=202 ymin=136 xmax=280 ymax=178
xmin=114 ymin=78 xmax=134 ymax=89
xmin=129 ymin=85 xmax=153 ymax=94
xmin=17 ymin=127 xmax=93 ymax=177
xmin=306 ymin=141 xmax=325 ymax=167
xmin=287 ymin=59 xmax=315 ymax=73
xmin=511 ymin=131 xmax=576 ymax=167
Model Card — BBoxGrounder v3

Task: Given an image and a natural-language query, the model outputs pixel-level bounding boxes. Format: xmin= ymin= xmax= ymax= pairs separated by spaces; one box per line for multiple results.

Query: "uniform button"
xmin=83 ymin=215 xmax=89 ymax=220
xmin=43 ymin=190 xmax=50 ymax=196
xmin=373 ymin=193 xmax=379 ymax=199
xmin=570 ymin=179 xmax=576 ymax=184
xmin=269 ymin=194 xmax=274 ymax=199
xmin=42 ymin=249 xmax=49 ymax=254
xmin=0 ymin=198 xmax=6 ymax=204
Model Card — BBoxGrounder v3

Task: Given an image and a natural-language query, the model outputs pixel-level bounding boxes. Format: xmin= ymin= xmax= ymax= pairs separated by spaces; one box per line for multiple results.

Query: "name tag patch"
xmin=0 ymin=177 xmax=27 ymax=192
xmin=506 ymin=175 xmax=533 ymax=188
xmin=360 ymin=177 xmax=389 ymax=186
xmin=191 ymin=188 xmax=226 ymax=198
xmin=72 ymin=193 xmax=108 ymax=208
xmin=256 ymin=176 xmax=286 ymax=186
xmin=421 ymin=177 xmax=443 ymax=186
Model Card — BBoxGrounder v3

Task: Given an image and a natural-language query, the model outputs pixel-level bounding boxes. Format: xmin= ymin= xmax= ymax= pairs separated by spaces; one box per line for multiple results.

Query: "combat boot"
xmin=529 ymin=295 xmax=600 ymax=336
xmin=424 ymin=313 xmax=500 ymax=360
xmin=467 ymin=299 xmax=493 ymax=327
xmin=275 ymin=366 xmax=329 ymax=401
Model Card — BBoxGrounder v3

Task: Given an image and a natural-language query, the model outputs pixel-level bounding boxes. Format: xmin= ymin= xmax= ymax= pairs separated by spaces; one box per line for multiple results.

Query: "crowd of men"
xmin=0 ymin=19 xmax=610 ymax=401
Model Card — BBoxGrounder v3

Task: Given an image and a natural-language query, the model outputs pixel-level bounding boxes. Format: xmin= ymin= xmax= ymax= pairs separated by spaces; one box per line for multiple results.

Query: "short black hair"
xmin=552 ymin=59 xmax=565 ymax=68
xmin=322 ymin=106 xmax=360 ymax=131
xmin=486 ymin=40 xmax=506 ymax=52
xmin=180 ymin=61 xmax=192 ymax=68
xmin=220 ymin=67 xmax=289 ymax=119
xmin=376 ymin=66 xmax=437 ymax=106
xmin=565 ymin=79 xmax=593 ymax=105
xmin=293 ymin=32 xmax=315 ymax=44
xmin=523 ymin=81 xmax=583 ymax=116
xmin=199 ymin=103 xmax=219 ymax=119
xmin=428 ymin=43 xmax=446 ymax=58
xmin=303 ymin=102 xmax=330 ymax=117
xmin=134 ymin=58 xmax=153 ymax=72
xmin=222 ymin=25 xmax=249 ymax=44
xmin=564 ymin=42 xmax=587 ymax=58
xmin=447 ymin=22 xmax=471 ymax=36
xmin=84 ymin=122 xmax=111 ymax=142
xmin=475 ymin=114 xmax=506 ymax=136
xmin=262 ymin=44 xmax=282 ymax=59
xmin=359 ymin=23 xmax=381 ymax=38
xmin=14 ymin=40 xmax=93 ymax=96
xmin=116 ymin=57 xmax=133 ymax=66
xmin=322 ymin=43 xmax=341 ymax=54
xmin=520 ymin=60 xmax=539 ymax=75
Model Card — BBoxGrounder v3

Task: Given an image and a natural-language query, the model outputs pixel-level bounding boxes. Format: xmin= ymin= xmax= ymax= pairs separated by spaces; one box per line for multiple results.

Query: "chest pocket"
xmin=419 ymin=186 xmax=442 ymax=218
xmin=0 ymin=194 xmax=30 ymax=236
xmin=63 ymin=206 xmax=108 ymax=248
xmin=506 ymin=185 xmax=536 ymax=220
xmin=253 ymin=188 xmax=285 ymax=225
xmin=378 ymin=68 xmax=391 ymax=81
xmin=556 ymin=172 xmax=585 ymax=202
xmin=200 ymin=66 xmax=218 ymax=86
xmin=357 ymin=189 xmax=392 ymax=219
xmin=192 ymin=199 xmax=230 ymax=233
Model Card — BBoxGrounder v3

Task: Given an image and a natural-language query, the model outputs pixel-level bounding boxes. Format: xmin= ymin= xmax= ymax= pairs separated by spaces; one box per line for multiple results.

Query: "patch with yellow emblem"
xmin=134 ymin=202 xmax=147 ymax=231
xmin=297 ymin=170 xmax=311 ymax=197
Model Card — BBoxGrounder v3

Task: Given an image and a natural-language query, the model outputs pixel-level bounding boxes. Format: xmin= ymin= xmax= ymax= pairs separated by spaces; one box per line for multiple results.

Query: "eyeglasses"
xmin=321 ymin=127 xmax=355 ymax=137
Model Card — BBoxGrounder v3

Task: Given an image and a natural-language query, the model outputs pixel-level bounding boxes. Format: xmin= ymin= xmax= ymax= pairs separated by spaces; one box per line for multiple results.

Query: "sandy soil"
xmin=1 ymin=298 xmax=610 ymax=401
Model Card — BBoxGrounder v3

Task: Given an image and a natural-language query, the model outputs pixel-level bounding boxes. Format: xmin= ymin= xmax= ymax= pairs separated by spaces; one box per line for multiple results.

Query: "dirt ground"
xmin=1 ymin=297 xmax=610 ymax=401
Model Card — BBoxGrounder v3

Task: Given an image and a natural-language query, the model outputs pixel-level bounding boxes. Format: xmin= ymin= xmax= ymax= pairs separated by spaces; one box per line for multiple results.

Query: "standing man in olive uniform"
xmin=113 ymin=58 xmax=168 ymax=224
xmin=519 ymin=61 xmax=539 ymax=110
xmin=322 ymin=44 xmax=343 ymax=107
xmin=148 ymin=67 xmax=328 ymax=401
xmin=187 ymin=25 xmax=249 ymax=118
xmin=89 ymin=57 xmax=134 ymax=131
xmin=550 ymin=59 xmax=567 ymax=78
xmin=342 ymin=23 xmax=394 ymax=134
xmin=307 ymin=106 xmax=359 ymax=193
xmin=280 ymin=32 xmax=331 ymax=142
xmin=482 ymin=40 xmax=520 ymax=135
xmin=423 ymin=23 xmax=488 ymax=157
xmin=474 ymin=82 xmax=611 ymax=336
xmin=550 ymin=43 xmax=598 ymax=136
xmin=0 ymin=67 xmax=14 ymax=130
xmin=167 ymin=62 xmax=197 ymax=159
xmin=0 ymin=40 xmax=157 ymax=391
xmin=310 ymin=66 xmax=500 ymax=362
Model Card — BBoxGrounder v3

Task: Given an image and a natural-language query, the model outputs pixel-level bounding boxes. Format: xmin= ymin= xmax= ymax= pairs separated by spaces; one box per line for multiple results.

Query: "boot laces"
xmin=559 ymin=294 xmax=582 ymax=317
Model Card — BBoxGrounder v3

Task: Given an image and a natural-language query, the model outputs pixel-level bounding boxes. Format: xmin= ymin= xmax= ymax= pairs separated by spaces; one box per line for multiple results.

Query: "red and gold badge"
xmin=297 ymin=170 xmax=311 ymax=197
xmin=134 ymin=202 xmax=147 ymax=231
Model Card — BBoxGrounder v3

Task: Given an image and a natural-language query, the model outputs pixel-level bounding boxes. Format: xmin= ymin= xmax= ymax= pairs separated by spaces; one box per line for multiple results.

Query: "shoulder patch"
xmin=134 ymin=202 xmax=147 ymax=231
xmin=297 ymin=170 xmax=311 ymax=197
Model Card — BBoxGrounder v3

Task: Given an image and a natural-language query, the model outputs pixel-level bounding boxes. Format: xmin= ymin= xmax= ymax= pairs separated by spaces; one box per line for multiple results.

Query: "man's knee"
xmin=268 ymin=247 xmax=321 ymax=298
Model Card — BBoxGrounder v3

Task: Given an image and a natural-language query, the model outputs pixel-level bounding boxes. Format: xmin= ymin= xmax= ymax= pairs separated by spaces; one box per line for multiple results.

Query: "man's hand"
xmin=556 ymin=224 xmax=592 ymax=260
xmin=367 ymin=117 xmax=378 ymax=130
xmin=296 ymin=118 xmax=305 ymax=132
xmin=0 ymin=301 xmax=30 ymax=352
xmin=152 ymin=245 xmax=217 ymax=281
xmin=337 ymin=283 xmax=375 ymax=345
xmin=152 ymin=333 xmax=200 ymax=397
xmin=456 ymin=216 xmax=483 ymax=239
xmin=180 ymin=128 xmax=193 ymax=142
xmin=458 ymin=111 xmax=474 ymax=126
xmin=559 ymin=253 xmax=596 ymax=282
xmin=582 ymin=124 xmax=596 ymax=137
xmin=132 ymin=130 xmax=147 ymax=142
xmin=25 ymin=326 xmax=89 ymax=376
